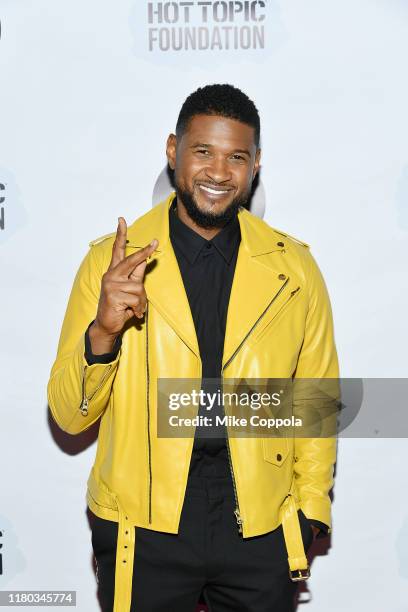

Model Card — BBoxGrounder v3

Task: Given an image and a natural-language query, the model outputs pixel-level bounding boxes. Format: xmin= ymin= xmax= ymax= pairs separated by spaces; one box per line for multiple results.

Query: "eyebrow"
xmin=190 ymin=142 xmax=251 ymax=157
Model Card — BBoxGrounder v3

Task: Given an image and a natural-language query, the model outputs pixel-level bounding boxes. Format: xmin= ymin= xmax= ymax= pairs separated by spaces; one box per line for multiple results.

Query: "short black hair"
xmin=175 ymin=83 xmax=260 ymax=149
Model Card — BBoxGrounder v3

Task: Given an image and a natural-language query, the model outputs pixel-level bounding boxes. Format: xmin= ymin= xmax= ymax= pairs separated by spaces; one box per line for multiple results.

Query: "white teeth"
xmin=199 ymin=185 xmax=230 ymax=195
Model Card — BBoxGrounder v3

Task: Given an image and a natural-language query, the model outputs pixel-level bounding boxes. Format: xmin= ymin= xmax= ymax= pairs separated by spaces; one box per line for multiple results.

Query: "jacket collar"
xmin=126 ymin=191 xmax=289 ymax=258
xmin=125 ymin=191 xmax=304 ymax=368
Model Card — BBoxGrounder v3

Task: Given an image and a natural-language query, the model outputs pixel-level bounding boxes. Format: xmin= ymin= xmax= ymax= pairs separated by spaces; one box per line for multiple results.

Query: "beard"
xmin=174 ymin=179 xmax=250 ymax=229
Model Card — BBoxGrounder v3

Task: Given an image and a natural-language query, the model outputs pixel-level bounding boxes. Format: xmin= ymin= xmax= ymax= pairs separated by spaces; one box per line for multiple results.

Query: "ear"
xmin=252 ymin=149 xmax=261 ymax=180
xmin=166 ymin=133 xmax=177 ymax=170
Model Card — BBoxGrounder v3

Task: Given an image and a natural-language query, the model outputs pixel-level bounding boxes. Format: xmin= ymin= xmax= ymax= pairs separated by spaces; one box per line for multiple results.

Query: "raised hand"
xmin=88 ymin=217 xmax=158 ymax=354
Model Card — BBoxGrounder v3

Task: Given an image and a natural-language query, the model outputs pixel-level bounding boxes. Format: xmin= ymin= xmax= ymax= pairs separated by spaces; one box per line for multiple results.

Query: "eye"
xmin=196 ymin=149 xmax=209 ymax=155
xmin=232 ymin=154 xmax=245 ymax=160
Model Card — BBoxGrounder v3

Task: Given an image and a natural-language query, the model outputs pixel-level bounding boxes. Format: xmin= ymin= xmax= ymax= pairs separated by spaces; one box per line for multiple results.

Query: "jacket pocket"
xmin=262 ymin=437 xmax=290 ymax=466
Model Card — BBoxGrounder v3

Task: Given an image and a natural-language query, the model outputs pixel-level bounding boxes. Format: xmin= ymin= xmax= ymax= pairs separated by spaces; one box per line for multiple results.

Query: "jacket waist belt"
xmin=112 ymin=494 xmax=136 ymax=612
xmin=279 ymin=492 xmax=311 ymax=581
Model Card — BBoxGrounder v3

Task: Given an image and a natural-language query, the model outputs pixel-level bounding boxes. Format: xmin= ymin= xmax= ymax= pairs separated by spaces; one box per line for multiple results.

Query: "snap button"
xmin=277 ymin=453 xmax=282 ymax=461
xmin=277 ymin=241 xmax=284 ymax=247
xmin=278 ymin=274 xmax=286 ymax=280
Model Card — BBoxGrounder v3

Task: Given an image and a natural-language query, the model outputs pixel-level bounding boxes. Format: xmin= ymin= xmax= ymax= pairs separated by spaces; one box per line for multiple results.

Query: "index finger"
xmin=108 ymin=217 xmax=127 ymax=270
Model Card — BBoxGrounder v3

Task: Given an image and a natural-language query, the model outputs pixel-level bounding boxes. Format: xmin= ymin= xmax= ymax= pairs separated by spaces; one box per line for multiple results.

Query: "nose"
xmin=204 ymin=156 xmax=232 ymax=184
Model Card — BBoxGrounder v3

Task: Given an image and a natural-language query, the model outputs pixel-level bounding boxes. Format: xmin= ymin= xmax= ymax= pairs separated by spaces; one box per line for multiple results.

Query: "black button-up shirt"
xmin=168 ymin=196 xmax=240 ymax=478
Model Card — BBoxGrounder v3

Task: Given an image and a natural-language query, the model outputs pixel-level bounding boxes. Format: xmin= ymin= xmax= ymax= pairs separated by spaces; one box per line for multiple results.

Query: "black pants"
xmin=90 ymin=475 xmax=313 ymax=611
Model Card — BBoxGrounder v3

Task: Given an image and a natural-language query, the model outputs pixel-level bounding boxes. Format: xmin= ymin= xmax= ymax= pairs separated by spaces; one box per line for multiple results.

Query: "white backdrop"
xmin=1 ymin=1 xmax=408 ymax=610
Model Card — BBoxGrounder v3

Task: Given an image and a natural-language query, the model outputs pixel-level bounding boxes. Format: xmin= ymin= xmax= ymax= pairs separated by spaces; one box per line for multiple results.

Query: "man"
xmin=47 ymin=84 xmax=339 ymax=612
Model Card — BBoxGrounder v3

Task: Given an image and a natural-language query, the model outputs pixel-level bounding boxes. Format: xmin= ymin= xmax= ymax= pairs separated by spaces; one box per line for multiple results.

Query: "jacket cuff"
xmin=298 ymin=495 xmax=332 ymax=533
xmin=84 ymin=320 xmax=122 ymax=365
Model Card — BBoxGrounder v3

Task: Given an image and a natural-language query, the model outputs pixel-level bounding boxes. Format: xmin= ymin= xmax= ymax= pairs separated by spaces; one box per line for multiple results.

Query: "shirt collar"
xmin=169 ymin=196 xmax=241 ymax=265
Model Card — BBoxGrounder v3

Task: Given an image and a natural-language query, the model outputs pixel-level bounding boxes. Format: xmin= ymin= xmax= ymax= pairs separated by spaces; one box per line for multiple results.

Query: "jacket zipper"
xmin=220 ymin=276 xmax=293 ymax=535
xmin=146 ymin=301 xmax=153 ymax=524
xmin=80 ymin=363 xmax=113 ymax=416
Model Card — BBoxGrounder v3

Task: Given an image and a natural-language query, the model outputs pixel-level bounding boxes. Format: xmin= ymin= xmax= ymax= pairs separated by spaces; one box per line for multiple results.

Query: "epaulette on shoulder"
xmin=89 ymin=231 xmax=116 ymax=247
xmin=272 ymin=226 xmax=310 ymax=249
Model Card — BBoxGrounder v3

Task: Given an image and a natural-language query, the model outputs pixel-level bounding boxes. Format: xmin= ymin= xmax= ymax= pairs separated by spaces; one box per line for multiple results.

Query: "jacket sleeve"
xmin=47 ymin=245 xmax=121 ymax=435
xmin=292 ymin=248 xmax=340 ymax=532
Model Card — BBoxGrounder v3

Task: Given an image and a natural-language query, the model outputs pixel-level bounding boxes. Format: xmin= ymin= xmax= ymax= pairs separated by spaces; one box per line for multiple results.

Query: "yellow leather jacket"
xmin=47 ymin=191 xmax=339 ymax=611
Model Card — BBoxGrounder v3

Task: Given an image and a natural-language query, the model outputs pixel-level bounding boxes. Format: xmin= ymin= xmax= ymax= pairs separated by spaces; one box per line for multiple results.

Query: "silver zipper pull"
xmin=234 ymin=507 xmax=243 ymax=533
xmin=80 ymin=397 xmax=89 ymax=416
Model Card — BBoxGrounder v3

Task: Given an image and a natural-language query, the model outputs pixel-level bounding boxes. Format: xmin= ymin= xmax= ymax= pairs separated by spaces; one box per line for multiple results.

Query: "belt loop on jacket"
xmin=280 ymin=488 xmax=311 ymax=582
xmin=112 ymin=494 xmax=135 ymax=612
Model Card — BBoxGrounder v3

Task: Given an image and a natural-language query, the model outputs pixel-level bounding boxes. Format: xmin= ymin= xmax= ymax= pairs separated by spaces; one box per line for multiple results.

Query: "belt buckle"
xmin=289 ymin=566 xmax=311 ymax=582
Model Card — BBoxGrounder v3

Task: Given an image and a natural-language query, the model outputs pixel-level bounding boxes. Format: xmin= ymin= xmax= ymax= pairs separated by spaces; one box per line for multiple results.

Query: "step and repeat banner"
xmin=1 ymin=1 xmax=407 ymax=610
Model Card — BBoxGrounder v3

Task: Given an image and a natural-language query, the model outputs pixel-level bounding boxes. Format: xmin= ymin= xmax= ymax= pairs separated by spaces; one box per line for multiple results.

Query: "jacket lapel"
xmin=221 ymin=246 xmax=298 ymax=371
xmin=125 ymin=192 xmax=200 ymax=357
xmin=221 ymin=206 xmax=302 ymax=370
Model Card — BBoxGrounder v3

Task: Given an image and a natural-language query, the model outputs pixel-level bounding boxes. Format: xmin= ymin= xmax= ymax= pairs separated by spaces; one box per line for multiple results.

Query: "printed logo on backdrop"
xmin=0 ymin=183 xmax=4 ymax=230
xmin=0 ymin=168 xmax=27 ymax=243
xmin=129 ymin=1 xmax=287 ymax=66
xmin=0 ymin=516 xmax=26 ymax=586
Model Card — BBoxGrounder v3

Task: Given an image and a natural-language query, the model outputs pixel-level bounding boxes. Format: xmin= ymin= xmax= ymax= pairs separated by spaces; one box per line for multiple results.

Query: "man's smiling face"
xmin=166 ymin=114 xmax=261 ymax=229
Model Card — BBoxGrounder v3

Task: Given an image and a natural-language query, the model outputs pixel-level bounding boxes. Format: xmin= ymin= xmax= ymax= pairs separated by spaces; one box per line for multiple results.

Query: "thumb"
xmin=129 ymin=257 xmax=147 ymax=282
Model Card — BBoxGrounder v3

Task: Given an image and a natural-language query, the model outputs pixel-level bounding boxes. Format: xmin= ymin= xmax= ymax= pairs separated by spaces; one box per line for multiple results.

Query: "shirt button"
xmin=206 ymin=243 xmax=212 ymax=249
